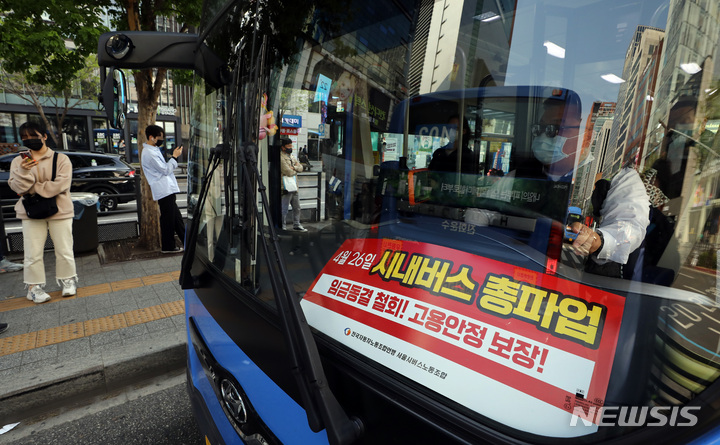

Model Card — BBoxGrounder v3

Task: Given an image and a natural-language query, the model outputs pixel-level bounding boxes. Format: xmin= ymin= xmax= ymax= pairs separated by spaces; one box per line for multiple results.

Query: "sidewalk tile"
xmin=135 ymin=296 xmax=163 ymax=310
xmin=0 ymin=351 xmax=22 ymax=371
xmin=119 ymin=324 xmax=147 ymax=340
xmin=21 ymin=344 xmax=58 ymax=365
xmin=144 ymin=318 xmax=175 ymax=334
xmin=57 ymin=337 xmax=92 ymax=359
xmin=89 ymin=330 xmax=123 ymax=348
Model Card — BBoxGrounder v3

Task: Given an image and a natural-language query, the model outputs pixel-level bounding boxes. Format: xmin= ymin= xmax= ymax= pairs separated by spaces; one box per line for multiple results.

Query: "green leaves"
xmin=0 ymin=0 xmax=110 ymax=92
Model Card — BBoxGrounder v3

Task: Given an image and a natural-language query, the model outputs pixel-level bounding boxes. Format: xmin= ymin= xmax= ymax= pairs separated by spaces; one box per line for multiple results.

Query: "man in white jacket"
xmin=141 ymin=125 xmax=185 ymax=253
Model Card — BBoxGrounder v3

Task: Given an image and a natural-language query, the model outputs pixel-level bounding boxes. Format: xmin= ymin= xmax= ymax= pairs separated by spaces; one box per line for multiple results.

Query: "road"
xmin=2 ymin=373 xmax=205 ymax=445
xmin=673 ymin=265 xmax=719 ymax=301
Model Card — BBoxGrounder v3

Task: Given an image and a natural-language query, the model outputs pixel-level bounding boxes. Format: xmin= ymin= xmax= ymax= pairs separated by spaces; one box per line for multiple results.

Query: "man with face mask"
xmin=532 ymin=98 xmax=650 ymax=277
xmin=279 ymin=138 xmax=307 ymax=231
xmin=141 ymin=124 xmax=185 ymax=253
xmin=428 ymin=115 xmax=478 ymax=174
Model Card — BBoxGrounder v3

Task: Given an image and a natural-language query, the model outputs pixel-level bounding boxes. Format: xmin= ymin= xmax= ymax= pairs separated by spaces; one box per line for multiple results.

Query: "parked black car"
xmin=0 ymin=151 xmax=136 ymax=215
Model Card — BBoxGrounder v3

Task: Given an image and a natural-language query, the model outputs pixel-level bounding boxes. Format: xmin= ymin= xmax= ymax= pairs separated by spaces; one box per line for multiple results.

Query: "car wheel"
xmin=91 ymin=187 xmax=119 ymax=212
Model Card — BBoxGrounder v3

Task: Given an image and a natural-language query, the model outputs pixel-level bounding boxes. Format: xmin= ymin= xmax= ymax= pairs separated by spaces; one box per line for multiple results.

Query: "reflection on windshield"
xmin=190 ymin=0 xmax=720 ymax=440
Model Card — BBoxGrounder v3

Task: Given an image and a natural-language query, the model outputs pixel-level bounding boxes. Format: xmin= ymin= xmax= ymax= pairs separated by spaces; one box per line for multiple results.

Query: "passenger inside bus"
xmin=428 ymin=114 xmax=478 ymax=174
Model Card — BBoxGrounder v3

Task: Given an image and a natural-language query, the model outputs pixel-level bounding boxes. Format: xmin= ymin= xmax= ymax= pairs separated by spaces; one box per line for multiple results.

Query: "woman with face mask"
xmin=8 ymin=121 xmax=77 ymax=303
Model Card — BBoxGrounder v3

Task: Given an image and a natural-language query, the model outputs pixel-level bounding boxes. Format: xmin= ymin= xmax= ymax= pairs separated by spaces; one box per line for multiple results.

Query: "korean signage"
xmin=280 ymin=127 xmax=299 ymax=135
xmin=301 ymin=238 xmax=626 ymax=437
xmin=281 ymin=115 xmax=302 ymax=128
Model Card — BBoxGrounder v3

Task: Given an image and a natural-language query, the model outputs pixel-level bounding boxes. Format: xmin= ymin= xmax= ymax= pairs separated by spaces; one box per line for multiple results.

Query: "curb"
xmin=0 ymin=330 xmax=187 ymax=424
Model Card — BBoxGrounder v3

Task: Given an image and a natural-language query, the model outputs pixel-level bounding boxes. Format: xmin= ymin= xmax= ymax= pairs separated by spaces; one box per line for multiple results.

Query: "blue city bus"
xmin=98 ymin=0 xmax=720 ymax=443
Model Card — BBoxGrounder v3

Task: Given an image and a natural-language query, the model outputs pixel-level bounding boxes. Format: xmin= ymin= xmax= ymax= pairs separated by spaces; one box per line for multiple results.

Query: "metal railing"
xmin=297 ymin=171 xmax=322 ymax=222
xmin=0 ymin=171 xmax=188 ymax=253
xmin=1 ymin=169 xmax=324 ymax=252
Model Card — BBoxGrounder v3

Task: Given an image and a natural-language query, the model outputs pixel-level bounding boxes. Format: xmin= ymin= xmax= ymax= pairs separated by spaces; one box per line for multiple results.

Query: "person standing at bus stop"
xmin=141 ymin=125 xmax=185 ymax=253
xmin=9 ymin=121 xmax=78 ymax=303
xmin=279 ymin=138 xmax=307 ymax=231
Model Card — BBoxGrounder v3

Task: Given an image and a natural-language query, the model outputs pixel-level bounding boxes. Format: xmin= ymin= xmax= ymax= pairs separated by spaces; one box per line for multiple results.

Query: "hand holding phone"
xmin=19 ymin=151 xmax=37 ymax=170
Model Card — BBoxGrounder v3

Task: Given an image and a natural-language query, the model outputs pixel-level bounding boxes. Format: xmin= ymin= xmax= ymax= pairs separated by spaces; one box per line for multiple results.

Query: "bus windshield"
xmin=142 ymin=0 xmax=720 ymax=443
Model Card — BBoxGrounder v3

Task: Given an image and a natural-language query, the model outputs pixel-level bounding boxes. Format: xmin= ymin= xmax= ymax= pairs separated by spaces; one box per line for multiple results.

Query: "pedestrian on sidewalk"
xmin=279 ymin=138 xmax=307 ymax=231
xmin=140 ymin=125 xmax=185 ymax=253
xmin=8 ymin=121 xmax=78 ymax=304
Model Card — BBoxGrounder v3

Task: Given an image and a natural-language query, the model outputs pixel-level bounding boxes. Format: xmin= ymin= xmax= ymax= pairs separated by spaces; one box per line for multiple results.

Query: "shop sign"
xmin=282 ymin=115 xmax=302 ymax=128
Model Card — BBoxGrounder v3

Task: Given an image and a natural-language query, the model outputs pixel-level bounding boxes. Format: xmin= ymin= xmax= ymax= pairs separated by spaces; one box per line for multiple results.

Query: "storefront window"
xmin=0 ymin=113 xmax=14 ymax=143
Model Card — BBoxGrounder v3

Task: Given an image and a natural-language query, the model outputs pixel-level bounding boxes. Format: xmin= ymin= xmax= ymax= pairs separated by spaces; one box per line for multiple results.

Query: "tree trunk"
xmin=135 ymin=69 xmax=162 ymax=250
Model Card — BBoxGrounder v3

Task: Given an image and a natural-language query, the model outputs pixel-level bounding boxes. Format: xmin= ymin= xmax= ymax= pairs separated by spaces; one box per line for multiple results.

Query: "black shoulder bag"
xmin=23 ymin=152 xmax=60 ymax=219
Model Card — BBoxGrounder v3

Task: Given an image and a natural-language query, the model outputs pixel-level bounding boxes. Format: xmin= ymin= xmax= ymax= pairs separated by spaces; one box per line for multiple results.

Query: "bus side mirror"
xmin=100 ymin=67 xmax=127 ymax=129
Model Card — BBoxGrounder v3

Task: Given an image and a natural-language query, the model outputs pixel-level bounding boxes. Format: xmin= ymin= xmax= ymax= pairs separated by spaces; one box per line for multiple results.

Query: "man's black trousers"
xmin=158 ymin=193 xmax=185 ymax=251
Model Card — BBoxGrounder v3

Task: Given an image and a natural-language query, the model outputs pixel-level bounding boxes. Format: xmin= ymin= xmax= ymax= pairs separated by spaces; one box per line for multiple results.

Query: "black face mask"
xmin=155 ymin=139 xmax=165 ymax=148
xmin=283 ymin=147 xmax=293 ymax=154
xmin=23 ymin=139 xmax=44 ymax=151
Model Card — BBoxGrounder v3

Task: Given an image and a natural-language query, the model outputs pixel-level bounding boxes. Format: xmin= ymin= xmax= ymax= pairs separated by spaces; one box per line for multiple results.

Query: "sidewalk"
xmin=0 ymin=243 xmax=187 ymax=425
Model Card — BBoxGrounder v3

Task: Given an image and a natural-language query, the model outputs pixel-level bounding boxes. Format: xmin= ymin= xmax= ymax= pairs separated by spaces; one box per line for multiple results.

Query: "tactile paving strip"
xmin=84 ymin=314 xmax=128 ymax=336
xmin=0 ymin=270 xmax=185 ymax=356
xmin=0 ymin=272 xmax=177 ymax=313
xmin=36 ymin=322 xmax=85 ymax=347
xmin=0 ymin=300 xmax=184 ymax=356
xmin=125 ymin=305 xmax=167 ymax=326
xmin=0 ymin=332 xmax=37 ymax=356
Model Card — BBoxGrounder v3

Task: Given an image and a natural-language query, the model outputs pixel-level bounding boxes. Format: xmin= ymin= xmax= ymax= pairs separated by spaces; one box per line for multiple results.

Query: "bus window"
xmin=99 ymin=0 xmax=720 ymax=443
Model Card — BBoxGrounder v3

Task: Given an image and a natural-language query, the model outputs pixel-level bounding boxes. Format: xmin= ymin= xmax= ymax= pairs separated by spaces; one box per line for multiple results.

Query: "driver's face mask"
xmin=531 ymin=133 xmax=569 ymax=165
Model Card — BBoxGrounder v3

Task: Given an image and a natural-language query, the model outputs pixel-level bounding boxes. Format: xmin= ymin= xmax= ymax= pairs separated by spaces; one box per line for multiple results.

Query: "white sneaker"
xmin=61 ymin=278 xmax=77 ymax=297
xmin=27 ymin=285 xmax=51 ymax=304
xmin=0 ymin=258 xmax=23 ymax=273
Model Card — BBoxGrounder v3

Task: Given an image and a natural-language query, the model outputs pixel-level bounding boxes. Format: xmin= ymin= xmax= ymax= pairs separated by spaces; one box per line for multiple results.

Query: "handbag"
xmin=23 ymin=152 xmax=59 ymax=219
xmin=283 ymin=175 xmax=298 ymax=192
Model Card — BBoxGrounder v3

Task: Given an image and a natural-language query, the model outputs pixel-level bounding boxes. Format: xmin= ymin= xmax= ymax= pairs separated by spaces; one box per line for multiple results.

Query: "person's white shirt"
xmin=140 ymin=142 xmax=180 ymax=201
xmin=594 ymin=167 xmax=650 ymax=265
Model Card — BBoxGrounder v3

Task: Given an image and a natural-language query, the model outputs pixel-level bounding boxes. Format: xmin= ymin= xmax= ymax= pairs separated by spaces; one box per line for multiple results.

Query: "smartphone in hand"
xmin=20 ymin=151 xmax=31 ymax=159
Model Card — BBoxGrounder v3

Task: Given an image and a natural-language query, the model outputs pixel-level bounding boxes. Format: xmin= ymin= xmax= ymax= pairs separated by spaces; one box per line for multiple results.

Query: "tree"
xmin=0 ymin=57 xmax=101 ymax=147
xmin=0 ymin=0 xmax=110 ymax=143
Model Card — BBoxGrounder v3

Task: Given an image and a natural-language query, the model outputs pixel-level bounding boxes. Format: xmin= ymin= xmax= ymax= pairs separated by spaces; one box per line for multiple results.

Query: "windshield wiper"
xmin=179 ymin=144 xmax=223 ymax=289
xmin=238 ymin=141 xmax=364 ymax=445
